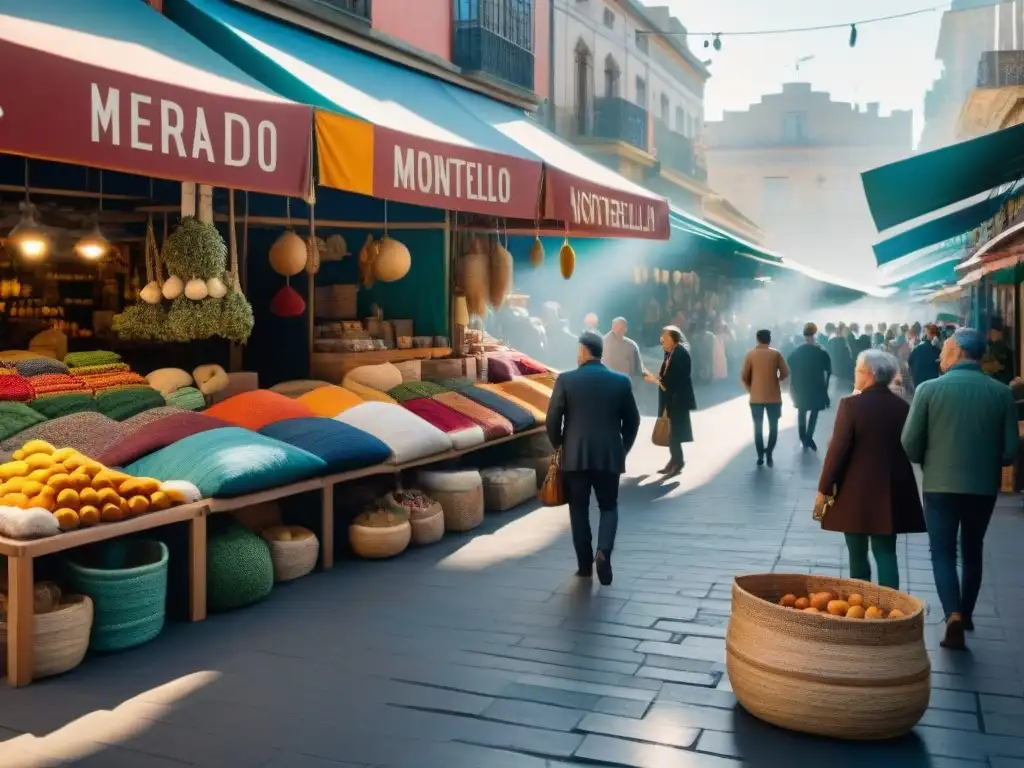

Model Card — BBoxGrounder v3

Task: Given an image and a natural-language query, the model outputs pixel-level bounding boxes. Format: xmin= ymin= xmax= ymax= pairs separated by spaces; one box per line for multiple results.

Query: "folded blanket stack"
xmin=165 ymin=386 xmax=207 ymax=411
xmin=0 ymin=373 xmax=35 ymax=402
xmin=29 ymin=392 xmax=99 ymax=419
xmin=63 ymin=350 xmax=122 ymax=369
xmin=0 ymin=402 xmax=46 ymax=442
xmin=387 ymin=381 xmax=449 ymax=403
xmin=28 ymin=373 xmax=90 ymax=397
xmin=15 ymin=357 xmax=69 ymax=377
xmin=74 ymin=368 xmax=147 ymax=394
xmin=95 ymin=386 xmax=167 ymax=421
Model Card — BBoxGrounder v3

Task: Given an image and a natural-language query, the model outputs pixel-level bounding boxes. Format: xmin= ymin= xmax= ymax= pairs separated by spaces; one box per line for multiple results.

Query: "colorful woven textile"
xmin=204 ymin=390 xmax=316 ymax=431
xmin=126 ymin=427 xmax=327 ymax=498
xmin=432 ymin=391 xmax=514 ymax=440
xmin=63 ymin=350 xmax=122 ymax=368
xmin=97 ymin=410 xmax=234 ymax=467
xmin=485 ymin=354 xmax=522 ymax=383
xmin=260 ymin=417 xmax=392 ymax=474
xmin=436 ymin=378 xmax=475 ymax=391
xmin=341 ymin=379 xmax=398 ymax=404
xmin=296 ymin=385 xmax=363 ymax=418
xmin=96 ymin=386 xmax=167 ymax=421
xmin=15 ymin=357 xmax=69 ymax=377
xmin=335 ymin=402 xmax=453 ymax=465
xmin=400 ymin=398 xmax=486 ymax=450
xmin=482 ymin=380 xmax=551 ymax=422
xmin=508 ymin=352 xmax=550 ymax=376
xmin=165 ymin=386 xmax=206 ymax=411
xmin=0 ymin=402 xmax=47 ymax=442
xmin=525 ymin=372 xmax=557 ymax=390
xmin=28 ymin=373 xmax=89 ymax=397
xmin=0 ymin=374 xmax=35 ymax=402
xmin=74 ymin=371 xmax=147 ymax=393
xmin=386 ymin=381 xmax=449 ymax=403
xmin=69 ymin=363 xmax=130 ymax=376
xmin=29 ymin=392 xmax=99 ymax=420
xmin=457 ymin=386 xmax=536 ymax=432
xmin=0 ymin=412 xmax=126 ymax=455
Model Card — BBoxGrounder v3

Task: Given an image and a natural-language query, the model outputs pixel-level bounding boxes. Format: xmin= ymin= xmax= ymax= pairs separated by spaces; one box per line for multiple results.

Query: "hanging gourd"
xmin=358 ymin=234 xmax=377 ymax=288
xmin=206 ymin=276 xmax=228 ymax=299
xmin=269 ymin=199 xmax=308 ymax=318
xmin=324 ymin=234 xmax=349 ymax=261
xmin=305 ymin=236 xmax=323 ymax=276
xmin=462 ymin=236 xmax=489 ymax=317
xmin=559 ymin=236 xmax=576 ymax=280
xmin=488 ymin=229 xmax=513 ymax=309
xmin=374 ymin=235 xmax=411 ymax=282
xmin=528 ymin=235 xmax=544 ymax=268
xmin=372 ymin=203 xmax=411 ymax=283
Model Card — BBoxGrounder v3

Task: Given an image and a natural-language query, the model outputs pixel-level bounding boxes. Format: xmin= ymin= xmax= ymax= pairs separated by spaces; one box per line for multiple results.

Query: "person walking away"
xmin=695 ymin=323 xmax=716 ymax=383
xmin=901 ymin=329 xmax=1018 ymax=649
xmin=860 ymin=324 xmax=874 ymax=354
xmin=982 ymin=317 xmax=1014 ymax=384
xmin=546 ymin=332 xmax=640 ymax=586
xmin=741 ymin=329 xmax=790 ymax=466
xmin=847 ymin=323 xmax=863 ymax=359
xmin=603 ymin=317 xmax=647 ymax=410
xmin=787 ymin=323 xmax=831 ymax=450
xmin=828 ymin=324 xmax=854 ymax=390
xmin=816 ymin=350 xmax=924 ymax=589
xmin=645 ymin=325 xmax=696 ymax=478
xmin=583 ymin=312 xmax=601 ymax=336
xmin=712 ymin=321 xmax=729 ymax=380
xmin=908 ymin=323 xmax=941 ymax=389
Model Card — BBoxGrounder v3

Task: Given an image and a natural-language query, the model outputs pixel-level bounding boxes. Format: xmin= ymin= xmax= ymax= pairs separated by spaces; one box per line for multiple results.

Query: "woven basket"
xmin=430 ymin=485 xmax=484 ymax=532
xmin=727 ymin=573 xmax=930 ymax=740
xmin=383 ymin=492 xmax=444 ymax=546
xmin=481 ymin=467 xmax=537 ymax=511
xmin=67 ymin=540 xmax=169 ymax=652
xmin=261 ymin=526 xmax=319 ymax=582
xmin=350 ymin=521 xmax=411 ymax=559
xmin=410 ymin=509 xmax=445 ymax=545
xmin=0 ymin=595 xmax=92 ymax=680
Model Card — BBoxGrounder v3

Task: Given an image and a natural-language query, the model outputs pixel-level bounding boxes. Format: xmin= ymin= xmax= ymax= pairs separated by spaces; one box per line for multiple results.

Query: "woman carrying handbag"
xmin=646 ymin=325 xmax=696 ymax=477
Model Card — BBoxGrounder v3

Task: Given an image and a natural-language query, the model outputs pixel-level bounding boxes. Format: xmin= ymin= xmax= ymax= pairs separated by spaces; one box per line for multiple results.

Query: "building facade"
xmin=545 ymin=0 xmax=760 ymax=240
xmin=921 ymin=0 xmax=1024 ymax=149
xmin=162 ymin=0 xmax=551 ymax=109
xmin=704 ymin=83 xmax=913 ymax=282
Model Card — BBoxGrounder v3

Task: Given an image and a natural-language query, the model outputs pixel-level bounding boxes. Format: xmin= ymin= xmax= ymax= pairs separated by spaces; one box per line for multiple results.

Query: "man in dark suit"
xmin=546 ymin=331 xmax=641 ymax=585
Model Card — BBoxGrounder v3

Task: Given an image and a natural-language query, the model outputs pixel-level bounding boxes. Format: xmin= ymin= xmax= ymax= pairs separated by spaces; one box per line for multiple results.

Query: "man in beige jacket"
xmin=740 ymin=329 xmax=790 ymax=467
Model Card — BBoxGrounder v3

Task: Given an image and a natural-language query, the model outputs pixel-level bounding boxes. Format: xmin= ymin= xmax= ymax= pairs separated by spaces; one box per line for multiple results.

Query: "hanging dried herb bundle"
xmin=164 ymin=296 xmax=209 ymax=342
xmin=222 ymin=284 xmax=255 ymax=344
xmin=111 ymin=303 xmax=168 ymax=341
xmin=162 ymin=216 xmax=227 ymax=280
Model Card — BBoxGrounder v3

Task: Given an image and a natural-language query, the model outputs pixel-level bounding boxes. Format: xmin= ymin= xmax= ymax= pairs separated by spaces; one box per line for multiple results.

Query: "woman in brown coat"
xmin=816 ymin=349 xmax=925 ymax=589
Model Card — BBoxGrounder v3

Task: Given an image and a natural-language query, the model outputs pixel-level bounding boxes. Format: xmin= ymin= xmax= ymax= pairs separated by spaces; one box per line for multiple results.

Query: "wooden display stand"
xmin=0 ymin=426 xmax=547 ymax=687
xmin=310 ymin=347 xmax=452 ymax=382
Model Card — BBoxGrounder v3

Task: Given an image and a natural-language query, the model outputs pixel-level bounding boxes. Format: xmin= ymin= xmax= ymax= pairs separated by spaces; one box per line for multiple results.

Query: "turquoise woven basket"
xmin=67 ymin=540 xmax=169 ymax=652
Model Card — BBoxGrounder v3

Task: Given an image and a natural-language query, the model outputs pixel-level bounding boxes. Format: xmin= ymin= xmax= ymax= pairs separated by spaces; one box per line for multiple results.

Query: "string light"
xmin=637 ymin=5 xmax=944 ymax=49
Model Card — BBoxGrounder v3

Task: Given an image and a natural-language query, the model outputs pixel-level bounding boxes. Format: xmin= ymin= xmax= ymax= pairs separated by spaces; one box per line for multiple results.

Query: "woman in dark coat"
xmin=816 ymin=349 xmax=925 ymax=589
xmin=646 ymin=325 xmax=696 ymax=477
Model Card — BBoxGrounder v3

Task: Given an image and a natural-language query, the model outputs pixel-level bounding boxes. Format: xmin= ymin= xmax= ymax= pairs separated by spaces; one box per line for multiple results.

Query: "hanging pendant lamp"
xmin=76 ymin=170 xmax=109 ymax=260
xmin=7 ymin=159 xmax=50 ymax=260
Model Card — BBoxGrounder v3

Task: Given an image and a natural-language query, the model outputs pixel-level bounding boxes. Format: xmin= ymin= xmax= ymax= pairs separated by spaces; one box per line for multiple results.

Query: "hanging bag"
xmin=652 ymin=352 xmax=672 ymax=447
xmin=538 ymin=449 xmax=565 ymax=506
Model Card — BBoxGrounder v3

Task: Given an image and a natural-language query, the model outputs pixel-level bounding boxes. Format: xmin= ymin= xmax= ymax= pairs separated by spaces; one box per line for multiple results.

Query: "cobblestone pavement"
xmin=1 ymin=384 xmax=1023 ymax=767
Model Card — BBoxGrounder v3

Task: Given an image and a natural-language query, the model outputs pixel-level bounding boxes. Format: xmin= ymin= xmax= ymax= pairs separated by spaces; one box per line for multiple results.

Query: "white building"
xmin=546 ymin=0 xmax=763 ymax=241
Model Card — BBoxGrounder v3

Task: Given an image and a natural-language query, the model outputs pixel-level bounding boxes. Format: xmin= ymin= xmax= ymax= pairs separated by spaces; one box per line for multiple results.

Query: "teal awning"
xmin=670 ymin=208 xmax=783 ymax=264
xmin=872 ymin=195 xmax=1004 ymax=265
xmin=880 ymin=258 xmax=960 ymax=290
xmin=861 ymin=122 xmax=1024 ymax=231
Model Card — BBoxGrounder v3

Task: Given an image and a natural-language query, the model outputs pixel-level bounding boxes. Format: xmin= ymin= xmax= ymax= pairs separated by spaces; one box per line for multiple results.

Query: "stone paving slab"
xmin=1 ymin=384 xmax=1023 ymax=766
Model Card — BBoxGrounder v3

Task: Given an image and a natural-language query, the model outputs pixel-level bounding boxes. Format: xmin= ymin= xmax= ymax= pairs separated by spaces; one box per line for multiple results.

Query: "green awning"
xmin=872 ymin=195 xmax=1003 ymax=265
xmin=861 ymin=122 xmax=1024 ymax=231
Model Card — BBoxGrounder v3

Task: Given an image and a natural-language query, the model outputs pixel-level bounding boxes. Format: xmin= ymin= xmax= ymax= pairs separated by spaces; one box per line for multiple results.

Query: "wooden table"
xmin=1 ymin=501 xmax=209 ymax=687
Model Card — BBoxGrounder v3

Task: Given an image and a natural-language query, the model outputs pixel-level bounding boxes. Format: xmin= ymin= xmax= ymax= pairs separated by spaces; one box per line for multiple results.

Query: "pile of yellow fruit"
xmin=0 ymin=440 xmax=187 ymax=532
xmin=777 ymin=590 xmax=906 ymax=620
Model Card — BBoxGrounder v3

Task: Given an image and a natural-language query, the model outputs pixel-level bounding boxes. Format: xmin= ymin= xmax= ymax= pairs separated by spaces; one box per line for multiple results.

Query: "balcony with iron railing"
xmin=977 ymin=50 xmax=1024 ymax=88
xmin=453 ymin=0 xmax=535 ymax=92
xmin=593 ymin=97 xmax=648 ymax=152
xmin=653 ymin=118 xmax=706 ymax=181
xmin=315 ymin=0 xmax=372 ymax=25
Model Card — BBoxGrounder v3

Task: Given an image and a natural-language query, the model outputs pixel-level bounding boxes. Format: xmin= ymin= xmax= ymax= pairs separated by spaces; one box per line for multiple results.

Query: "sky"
xmin=664 ymin=0 xmax=949 ymax=143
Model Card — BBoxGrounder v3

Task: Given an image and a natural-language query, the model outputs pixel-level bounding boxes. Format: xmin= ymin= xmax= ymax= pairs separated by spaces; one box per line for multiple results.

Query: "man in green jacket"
xmin=901 ymin=328 xmax=1018 ymax=650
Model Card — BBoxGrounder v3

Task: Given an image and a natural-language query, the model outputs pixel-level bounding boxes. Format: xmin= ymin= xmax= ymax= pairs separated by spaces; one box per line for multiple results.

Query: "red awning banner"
xmin=0 ymin=5 xmax=312 ymax=198
xmin=543 ymin=166 xmax=670 ymax=240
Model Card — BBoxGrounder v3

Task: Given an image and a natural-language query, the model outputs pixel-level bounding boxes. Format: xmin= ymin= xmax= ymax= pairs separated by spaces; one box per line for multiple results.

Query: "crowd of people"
xmin=544 ymin=314 xmax=1020 ymax=653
